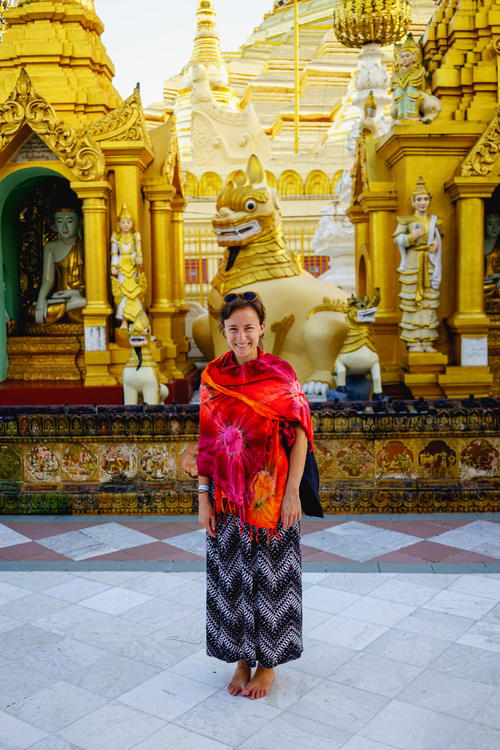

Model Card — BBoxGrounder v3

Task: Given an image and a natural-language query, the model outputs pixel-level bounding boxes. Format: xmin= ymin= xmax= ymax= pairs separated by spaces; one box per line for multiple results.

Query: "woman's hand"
xmin=280 ymin=483 xmax=301 ymax=530
xmin=198 ymin=492 xmax=216 ymax=538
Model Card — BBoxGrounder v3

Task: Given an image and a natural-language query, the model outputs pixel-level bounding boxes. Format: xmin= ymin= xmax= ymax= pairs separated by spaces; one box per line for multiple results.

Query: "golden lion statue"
xmin=192 ymin=155 xmax=349 ymax=391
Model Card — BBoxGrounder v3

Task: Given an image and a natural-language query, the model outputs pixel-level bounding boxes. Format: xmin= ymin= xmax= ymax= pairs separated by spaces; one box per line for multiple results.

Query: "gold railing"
xmin=183 ymin=226 xmax=316 ymax=305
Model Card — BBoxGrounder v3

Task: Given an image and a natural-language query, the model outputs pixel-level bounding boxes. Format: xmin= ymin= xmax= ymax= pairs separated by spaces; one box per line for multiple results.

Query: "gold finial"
xmin=189 ymin=0 xmax=226 ymax=69
xmin=118 ymin=202 xmax=133 ymax=222
xmin=333 ymin=0 xmax=411 ymax=49
xmin=412 ymin=176 xmax=432 ymax=200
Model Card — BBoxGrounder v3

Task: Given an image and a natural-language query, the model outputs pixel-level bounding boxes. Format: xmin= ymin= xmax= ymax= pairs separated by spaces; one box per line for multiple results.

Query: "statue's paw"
xmin=303 ymin=381 xmax=329 ymax=400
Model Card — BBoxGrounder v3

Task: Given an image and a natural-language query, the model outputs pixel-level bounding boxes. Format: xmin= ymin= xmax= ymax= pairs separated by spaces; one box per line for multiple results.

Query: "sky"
xmin=96 ymin=0 xmax=277 ymax=106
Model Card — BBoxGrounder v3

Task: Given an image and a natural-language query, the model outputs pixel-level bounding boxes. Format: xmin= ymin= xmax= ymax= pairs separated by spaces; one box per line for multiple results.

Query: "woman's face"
xmin=412 ymin=193 xmax=431 ymax=214
xmin=399 ymin=50 xmax=416 ymax=69
xmin=223 ymin=306 xmax=265 ymax=365
xmin=54 ymin=211 xmax=80 ymax=242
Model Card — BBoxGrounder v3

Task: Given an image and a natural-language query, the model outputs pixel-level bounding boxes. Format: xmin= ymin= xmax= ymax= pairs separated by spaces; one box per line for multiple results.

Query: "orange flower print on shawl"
xmin=197 ymin=350 xmax=313 ymax=535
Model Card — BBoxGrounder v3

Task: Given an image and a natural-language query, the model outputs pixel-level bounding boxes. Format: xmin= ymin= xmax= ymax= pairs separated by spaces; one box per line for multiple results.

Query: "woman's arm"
xmin=198 ymin=473 xmax=216 ymax=538
xmin=280 ymin=424 xmax=308 ymax=530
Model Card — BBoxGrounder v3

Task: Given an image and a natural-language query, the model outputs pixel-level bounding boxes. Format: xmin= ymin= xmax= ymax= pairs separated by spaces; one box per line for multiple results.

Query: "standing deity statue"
xmin=391 ymin=34 xmax=441 ymax=124
xmin=110 ymin=203 xmax=147 ymax=329
xmin=393 ymin=177 xmax=443 ymax=353
xmin=484 ymin=213 xmax=500 ymax=299
xmin=33 ymin=206 xmax=86 ymax=324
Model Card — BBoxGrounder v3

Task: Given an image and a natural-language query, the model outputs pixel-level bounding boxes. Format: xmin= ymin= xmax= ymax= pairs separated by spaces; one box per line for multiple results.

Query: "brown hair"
xmin=218 ymin=293 xmax=266 ymax=340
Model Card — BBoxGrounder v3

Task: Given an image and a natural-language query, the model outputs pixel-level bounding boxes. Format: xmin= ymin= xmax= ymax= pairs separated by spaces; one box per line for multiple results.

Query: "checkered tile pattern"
xmin=0 ymin=518 xmax=499 ymax=563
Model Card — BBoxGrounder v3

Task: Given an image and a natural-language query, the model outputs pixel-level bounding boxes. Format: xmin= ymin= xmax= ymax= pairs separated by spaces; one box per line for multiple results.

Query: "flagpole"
xmin=294 ymin=0 xmax=299 ymax=154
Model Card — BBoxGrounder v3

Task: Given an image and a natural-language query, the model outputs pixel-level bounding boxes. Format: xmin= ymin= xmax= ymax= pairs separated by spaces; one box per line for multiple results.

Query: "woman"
xmin=197 ymin=291 xmax=313 ymax=700
xmin=393 ymin=176 xmax=442 ymax=353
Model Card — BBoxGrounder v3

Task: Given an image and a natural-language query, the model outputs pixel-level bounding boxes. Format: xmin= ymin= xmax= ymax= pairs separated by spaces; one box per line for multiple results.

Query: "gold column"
xmin=347 ymin=203 xmax=370 ymax=295
xmin=71 ymin=180 xmax=116 ymax=386
xmin=171 ymin=196 xmax=195 ymax=376
xmin=143 ymin=181 xmax=179 ymax=378
xmin=439 ymin=177 xmax=495 ymax=396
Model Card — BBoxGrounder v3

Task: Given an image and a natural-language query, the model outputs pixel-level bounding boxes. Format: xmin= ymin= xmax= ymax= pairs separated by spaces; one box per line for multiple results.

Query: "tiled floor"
xmin=1 ymin=513 xmax=500 ymax=749
xmin=0 ymin=567 xmax=500 ymax=749
xmin=0 ymin=514 xmax=499 ymax=567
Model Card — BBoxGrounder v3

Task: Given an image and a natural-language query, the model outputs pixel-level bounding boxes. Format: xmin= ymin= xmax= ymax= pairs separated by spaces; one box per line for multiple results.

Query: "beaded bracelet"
xmin=197 ymin=484 xmax=210 ymax=493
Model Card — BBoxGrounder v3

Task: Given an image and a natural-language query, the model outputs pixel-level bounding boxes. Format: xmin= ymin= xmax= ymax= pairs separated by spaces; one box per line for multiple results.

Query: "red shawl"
xmin=197 ymin=350 xmax=313 ymax=535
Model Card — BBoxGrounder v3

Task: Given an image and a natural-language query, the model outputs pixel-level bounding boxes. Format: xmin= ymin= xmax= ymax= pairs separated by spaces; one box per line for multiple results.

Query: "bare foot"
xmin=241 ymin=664 xmax=275 ymax=699
xmin=227 ymin=660 xmax=251 ymax=696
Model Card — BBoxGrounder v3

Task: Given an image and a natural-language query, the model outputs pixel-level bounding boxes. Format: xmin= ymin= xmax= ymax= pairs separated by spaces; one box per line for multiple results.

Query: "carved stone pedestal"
xmin=402 ymin=351 xmax=448 ymax=398
xmin=438 ymin=366 xmax=494 ymax=399
xmin=7 ymin=326 xmax=84 ymax=381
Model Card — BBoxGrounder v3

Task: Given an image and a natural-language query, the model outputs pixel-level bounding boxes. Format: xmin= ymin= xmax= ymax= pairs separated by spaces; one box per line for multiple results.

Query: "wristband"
xmin=197 ymin=484 xmax=210 ymax=492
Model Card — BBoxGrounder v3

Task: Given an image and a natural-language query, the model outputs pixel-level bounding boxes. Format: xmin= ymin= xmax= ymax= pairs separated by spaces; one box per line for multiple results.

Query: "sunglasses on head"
xmin=223 ymin=291 xmax=259 ymax=303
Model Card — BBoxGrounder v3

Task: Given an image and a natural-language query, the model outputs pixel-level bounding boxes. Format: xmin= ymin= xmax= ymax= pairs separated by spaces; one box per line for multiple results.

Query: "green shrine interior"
xmin=0 ymin=399 xmax=498 ymax=515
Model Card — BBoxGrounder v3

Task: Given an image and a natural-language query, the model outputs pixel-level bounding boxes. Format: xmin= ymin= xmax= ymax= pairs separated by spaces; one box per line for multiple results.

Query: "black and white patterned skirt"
xmin=206 ymin=512 xmax=303 ymax=669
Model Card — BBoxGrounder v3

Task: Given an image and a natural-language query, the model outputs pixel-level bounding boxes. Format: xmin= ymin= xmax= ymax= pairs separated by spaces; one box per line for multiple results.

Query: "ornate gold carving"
xmin=85 ymin=86 xmax=152 ymax=149
xmin=0 ymin=69 xmax=104 ymax=180
xmin=162 ymin=130 xmax=179 ymax=186
xmin=307 ymin=296 xmax=348 ymax=318
xmin=333 ymin=0 xmax=411 ymax=48
xmin=460 ymin=108 xmax=500 ymax=177
xmin=271 ymin=315 xmax=295 ymax=355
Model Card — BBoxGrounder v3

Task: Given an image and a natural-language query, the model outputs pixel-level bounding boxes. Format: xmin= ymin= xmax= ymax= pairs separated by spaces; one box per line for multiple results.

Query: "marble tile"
xmin=308 ymin=614 xmax=388 ymax=650
xmin=80 ymin=587 xmax=152 ymax=615
xmin=174 ymin=689 xmax=281 ymax=747
xmin=473 ymin=690 xmax=500 ymax=730
xmin=70 ymin=653 xmax=162 ymax=699
xmin=80 ymin=522 xmax=156 ymax=550
xmin=74 ymin=571 xmax=146 ymax=585
xmin=0 ymin=710 xmax=47 ymax=749
xmin=307 ymin=572 xmax=389 ymax=596
xmin=21 ymin=737 xmax=83 ymax=750
xmin=0 ymin=622 xmax=63 ymax=655
xmin=123 ymin=596 xmax=197 ymax=629
xmin=0 ymin=524 xmax=31 ymax=549
xmin=117 ymin=670 xmax=218 ymax=721
xmin=302 ymin=585 xmax=361 ymax=614
xmin=168 ymin=649 xmax=229 ymax=689
xmin=0 ymin=592 xmax=69 ymax=623
xmin=37 ymin=531 xmax=116 ymax=561
xmin=423 ymin=589 xmax=496 ymax=620
xmin=360 ymin=700 xmax=465 ymax=750
xmin=122 ymin=571 xmax=187 ymax=597
xmin=258 ymin=665 xmax=322 ymax=711
xmin=162 ymin=528 xmax=207 ymax=557
xmin=335 ymin=596 xmax=416 ymax=627
xmin=14 ymin=636 xmax=107 ymax=682
xmin=288 ymin=679 xmax=388 ymax=734
xmin=165 ymin=579 xmax=206 ymax=608
xmin=0 ymin=655 xmax=53 ymax=710
xmin=0 ymin=571 xmax=75 ymax=592
xmin=483 ymin=601 xmax=500 ymax=625
xmin=397 ymin=670 xmax=495 ymax=720
xmin=0 ymin=613 xmax=21 ymax=635
xmin=341 ymin=738 xmax=396 ymax=750
xmin=0 ymin=580 xmax=31 ymax=604
xmin=330 ymin=652 xmax=422 ymax=698
xmin=394 ymin=607 xmax=476 ymax=642
xmin=458 ymin=620 xmax=500 ymax=653
xmin=131 ymin=724 xmax=230 ymax=750
xmin=301 ymin=522 xmax=420 ymax=562
xmin=238 ymin=713 xmax=350 ymax=750
xmin=294 ymin=637 xmax=357 ymax=679
xmin=430 ymin=520 xmax=500 ymax=558
xmin=301 ymin=572 xmax=332 ymax=585
xmin=42 ymin=577 xmax=111 ymax=604
xmin=369 ymin=578 xmax=437 ymax=607
xmin=364 ymin=627 xmax=449 ymax=668
xmin=393 ymin=572 xmax=460 ymax=590
xmin=445 ymin=722 xmax=500 ymax=750
xmin=6 ymin=680 xmax=106 ymax=733
xmin=448 ymin=574 xmax=500 ymax=600
xmin=431 ymin=642 xmax=500 ymax=687
xmin=35 ymin=603 xmax=114 ymax=637
xmin=303 ymin=606 xmax=333 ymax=634
xmin=59 ymin=702 xmax=166 ymax=750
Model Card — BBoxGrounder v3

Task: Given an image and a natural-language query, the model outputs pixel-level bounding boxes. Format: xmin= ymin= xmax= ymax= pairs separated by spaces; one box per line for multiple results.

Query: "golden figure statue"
xmin=391 ymin=34 xmax=441 ymax=124
xmin=110 ymin=203 xmax=147 ymax=330
xmin=33 ymin=207 xmax=85 ymax=324
xmin=394 ymin=177 xmax=443 ymax=353
xmin=484 ymin=213 xmax=500 ymax=300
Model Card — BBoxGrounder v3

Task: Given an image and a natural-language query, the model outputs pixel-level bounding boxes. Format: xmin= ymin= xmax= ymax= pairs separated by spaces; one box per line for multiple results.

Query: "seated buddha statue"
xmin=33 ymin=207 xmax=86 ymax=324
xmin=484 ymin=213 xmax=500 ymax=300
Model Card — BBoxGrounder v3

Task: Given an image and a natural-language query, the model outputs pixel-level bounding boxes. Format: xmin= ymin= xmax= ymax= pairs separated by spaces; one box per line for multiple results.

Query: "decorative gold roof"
xmin=333 ymin=0 xmax=412 ymax=48
xmin=189 ymin=0 xmax=227 ymax=70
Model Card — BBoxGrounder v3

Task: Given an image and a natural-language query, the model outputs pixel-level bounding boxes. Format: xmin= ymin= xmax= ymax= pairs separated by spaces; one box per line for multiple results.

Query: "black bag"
xmin=300 ymin=450 xmax=324 ymax=518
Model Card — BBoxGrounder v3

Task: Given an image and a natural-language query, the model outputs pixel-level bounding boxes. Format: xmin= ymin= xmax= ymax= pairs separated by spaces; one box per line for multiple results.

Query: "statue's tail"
xmin=134 ymin=346 xmax=143 ymax=370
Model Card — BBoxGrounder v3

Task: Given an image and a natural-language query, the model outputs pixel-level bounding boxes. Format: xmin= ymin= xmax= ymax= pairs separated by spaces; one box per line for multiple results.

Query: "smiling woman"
xmin=197 ymin=291 xmax=314 ymax=700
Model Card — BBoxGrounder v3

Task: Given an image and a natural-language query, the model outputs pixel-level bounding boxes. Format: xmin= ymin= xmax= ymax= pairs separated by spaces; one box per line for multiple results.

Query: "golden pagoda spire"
xmin=189 ymin=0 xmax=226 ymax=70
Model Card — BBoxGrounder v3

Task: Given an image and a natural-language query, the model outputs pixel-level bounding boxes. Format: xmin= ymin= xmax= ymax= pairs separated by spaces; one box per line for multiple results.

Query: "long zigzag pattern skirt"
xmin=206 ymin=513 xmax=303 ymax=669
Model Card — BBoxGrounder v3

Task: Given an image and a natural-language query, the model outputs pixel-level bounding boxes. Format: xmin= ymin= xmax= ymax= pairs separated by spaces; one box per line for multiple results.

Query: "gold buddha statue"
xmin=33 ymin=207 xmax=86 ymax=324
xmin=484 ymin=213 xmax=500 ymax=300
